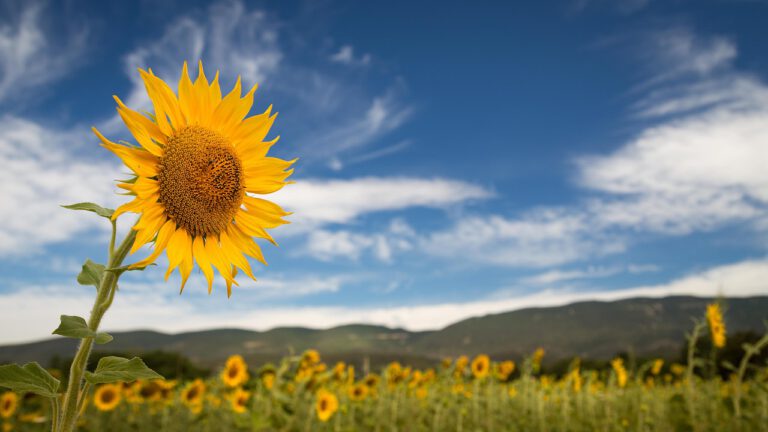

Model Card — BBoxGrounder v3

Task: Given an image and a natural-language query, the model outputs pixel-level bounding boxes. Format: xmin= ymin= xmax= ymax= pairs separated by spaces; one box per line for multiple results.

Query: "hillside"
xmin=0 ymin=296 xmax=765 ymax=367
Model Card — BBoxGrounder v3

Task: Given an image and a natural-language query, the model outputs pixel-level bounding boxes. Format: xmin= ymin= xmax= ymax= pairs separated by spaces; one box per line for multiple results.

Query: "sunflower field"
xmin=1 ymin=305 xmax=767 ymax=432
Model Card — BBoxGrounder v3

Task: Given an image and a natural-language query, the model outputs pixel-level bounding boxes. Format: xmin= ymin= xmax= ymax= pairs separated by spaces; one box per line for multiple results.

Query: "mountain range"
xmin=1 ymin=296 xmax=766 ymax=368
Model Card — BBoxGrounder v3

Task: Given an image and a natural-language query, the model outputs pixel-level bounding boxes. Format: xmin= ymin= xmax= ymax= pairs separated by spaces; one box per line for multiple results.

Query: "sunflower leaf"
xmin=62 ymin=202 xmax=115 ymax=219
xmin=0 ymin=362 xmax=60 ymax=397
xmin=77 ymin=259 xmax=105 ymax=288
xmin=52 ymin=315 xmax=95 ymax=339
xmin=105 ymin=263 xmax=155 ymax=277
xmin=84 ymin=356 xmax=163 ymax=384
xmin=95 ymin=332 xmax=113 ymax=345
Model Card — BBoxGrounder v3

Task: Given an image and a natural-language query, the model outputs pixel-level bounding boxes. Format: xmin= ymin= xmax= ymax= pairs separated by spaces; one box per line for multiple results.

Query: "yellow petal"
xmin=94 ymin=128 xmax=158 ymax=178
xmin=194 ymin=61 xmax=212 ymax=125
xmin=193 ymin=236 xmax=215 ymax=293
xmin=220 ymin=231 xmax=256 ymax=280
xmin=130 ymin=220 xmax=176 ymax=268
xmin=113 ymin=96 xmax=167 ymax=144
xmin=165 ymin=228 xmax=190 ymax=281
xmin=205 ymin=237 xmax=236 ymax=287
xmin=178 ymin=232 xmax=194 ymax=292
xmin=178 ymin=61 xmax=198 ymax=125
xmin=231 ymin=107 xmax=274 ymax=148
xmin=227 ymin=225 xmax=267 ymax=265
xmin=141 ymin=69 xmax=186 ymax=131
xmin=239 ymin=198 xmax=290 ymax=229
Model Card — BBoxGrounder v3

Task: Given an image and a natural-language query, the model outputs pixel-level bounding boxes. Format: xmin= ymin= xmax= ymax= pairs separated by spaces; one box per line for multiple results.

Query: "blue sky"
xmin=1 ymin=0 xmax=767 ymax=343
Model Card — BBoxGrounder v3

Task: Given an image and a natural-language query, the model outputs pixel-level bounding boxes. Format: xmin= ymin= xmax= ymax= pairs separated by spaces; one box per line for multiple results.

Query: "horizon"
xmin=2 ymin=293 xmax=764 ymax=347
xmin=2 ymin=0 xmax=768 ymax=345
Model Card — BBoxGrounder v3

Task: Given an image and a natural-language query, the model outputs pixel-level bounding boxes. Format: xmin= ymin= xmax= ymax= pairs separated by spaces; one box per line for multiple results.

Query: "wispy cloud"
xmin=417 ymin=27 xmax=768 ymax=268
xmin=101 ymin=0 xmax=409 ymax=166
xmin=0 ymin=1 xmax=88 ymax=106
xmin=275 ymin=177 xmax=492 ymax=230
xmin=329 ymin=44 xmax=371 ymax=66
xmin=0 ymin=116 xmax=120 ymax=256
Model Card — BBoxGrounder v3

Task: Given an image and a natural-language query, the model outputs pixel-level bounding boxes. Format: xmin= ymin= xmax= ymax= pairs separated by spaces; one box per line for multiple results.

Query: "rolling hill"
xmin=0 ymin=296 xmax=765 ymax=368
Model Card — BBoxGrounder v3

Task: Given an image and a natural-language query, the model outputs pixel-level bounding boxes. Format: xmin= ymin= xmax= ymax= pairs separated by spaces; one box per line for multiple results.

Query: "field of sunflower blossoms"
xmin=1 ymin=303 xmax=767 ymax=432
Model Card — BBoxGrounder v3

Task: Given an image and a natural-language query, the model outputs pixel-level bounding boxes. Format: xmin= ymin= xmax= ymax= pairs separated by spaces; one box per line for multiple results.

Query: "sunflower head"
xmin=94 ymin=384 xmax=122 ymax=412
xmin=348 ymin=383 xmax=368 ymax=402
xmin=471 ymin=354 xmax=490 ymax=379
xmin=181 ymin=379 xmax=206 ymax=409
xmin=0 ymin=392 xmax=18 ymax=419
xmin=314 ymin=389 xmax=338 ymax=422
xmin=495 ymin=360 xmax=515 ymax=381
xmin=229 ymin=388 xmax=251 ymax=414
xmin=95 ymin=61 xmax=294 ymax=296
xmin=706 ymin=303 xmax=727 ymax=348
xmin=221 ymin=354 xmax=250 ymax=387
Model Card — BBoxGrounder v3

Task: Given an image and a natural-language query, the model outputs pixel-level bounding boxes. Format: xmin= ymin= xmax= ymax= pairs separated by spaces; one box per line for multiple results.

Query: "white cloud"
xmin=330 ymin=45 xmax=371 ymax=66
xmin=0 ymin=2 xmax=87 ymax=104
xmin=420 ymin=210 xmax=625 ymax=267
xmin=521 ymin=266 xmax=622 ymax=285
xmin=418 ymin=28 xmax=768 ymax=267
xmin=0 ymin=116 xmax=120 ymax=256
xmin=1 ymin=258 xmax=764 ymax=344
xmin=275 ymin=177 xmax=492 ymax=229
xmin=303 ymin=220 xmax=414 ymax=262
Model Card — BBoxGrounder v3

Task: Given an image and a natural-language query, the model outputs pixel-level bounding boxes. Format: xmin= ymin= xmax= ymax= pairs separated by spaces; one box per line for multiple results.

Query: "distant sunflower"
xmin=471 ymin=354 xmax=490 ymax=379
xmin=495 ymin=360 xmax=515 ymax=381
xmin=221 ymin=355 xmax=250 ymax=388
xmin=315 ymin=389 xmax=338 ymax=422
xmin=0 ymin=392 xmax=17 ymax=419
xmin=93 ymin=384 xmax=122 ymax=412
xmin=261 ymin=372 xmax=275 ymax=390
xmin=348 ymin=383 xmax=368 ymax=402
xmin=181 ymin=379 xmax=206 ymax=410
xmin=229 ymin=388 xmax=250 ymax=414
xmin=706 ymin=303 xmax=726 ymax=348
xmin=94 ymin=61 xmax=293 ymax=296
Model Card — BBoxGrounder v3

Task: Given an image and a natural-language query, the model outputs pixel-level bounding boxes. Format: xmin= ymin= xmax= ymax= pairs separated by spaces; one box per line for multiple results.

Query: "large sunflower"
xmin=94 ymin=61 xmax=293 ymax=296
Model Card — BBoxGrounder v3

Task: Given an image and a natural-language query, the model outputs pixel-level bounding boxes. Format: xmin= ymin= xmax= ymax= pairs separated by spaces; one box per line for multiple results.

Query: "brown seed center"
xmin=158 ymin=126 xmax=244 ymax=238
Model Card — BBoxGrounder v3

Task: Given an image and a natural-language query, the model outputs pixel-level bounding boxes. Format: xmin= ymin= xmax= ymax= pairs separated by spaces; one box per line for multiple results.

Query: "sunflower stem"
xmin=57 ymin=227 xmax=137 ymax=432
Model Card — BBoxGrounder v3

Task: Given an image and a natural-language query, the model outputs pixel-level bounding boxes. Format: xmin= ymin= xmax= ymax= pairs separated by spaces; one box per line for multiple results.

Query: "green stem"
xmin=50 ymin=396 xmax=60 ymax=432
xmin=57 ymin=227 xmax=137 ymax=432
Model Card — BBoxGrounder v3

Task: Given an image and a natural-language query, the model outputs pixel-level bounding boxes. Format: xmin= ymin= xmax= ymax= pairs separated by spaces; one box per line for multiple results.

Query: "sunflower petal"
xmin=130 ymin=220 xmax=176 ymax=268
xmin=94 ymin=128 xmax=158 ymax=178
xmin=193 ymin=236 xmax=215 ymax=294
xmin=178 ymin=61 xmax=198 ymax=125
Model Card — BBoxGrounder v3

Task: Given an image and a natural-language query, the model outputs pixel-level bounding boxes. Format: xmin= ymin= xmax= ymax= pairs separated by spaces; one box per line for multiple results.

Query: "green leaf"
xmin=77 ymin=259 xmax=105 ymax=288
xmin=95 ymin=332 xmax=113 ymax=345
xmin=62 ymin=202 xmax=115 ymax=219
xmin=52 ymin=316 xmax=113 ymax=345
xmin=52 ymin=315 xmax=94 ymax=339
xmin=0 ymin=362 xmax=60 ymax=397
xmin=105 ymin=263 xmax=155 ymax=277
xmin=84 ymin=356 xmax=163 ymax=384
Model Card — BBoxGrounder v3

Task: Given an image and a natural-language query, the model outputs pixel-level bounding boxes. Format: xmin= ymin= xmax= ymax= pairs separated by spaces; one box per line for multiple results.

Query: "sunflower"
xmin=315 ymin=389 xmax=338 ymax=422
xmin=94 ymin=61 xmax=293 ymax=296
xmin=706 ymin=303 xmax=726 ymax=348
xmin=221 ymin=354 xmax=250 ymax=388
xmin=495 ymin=360 xmax=515 ymax=381
xmin=611 ymin=358 xmax=628 ymax=388
xmin=471 ymin=354 xmax=490 ymax=379
xmin=93 ymin=384 xmax=122 ymax=412
xmin=0 ymin=392 xmax=17 ymax=419
xmin=651 ymin=359 xmax=664 ymax=376
xmin=363 ymin=374 xmax=380 ymax=389
xmin=229 ymin=388 xmax=251 ymax=414
xmin=348 ymin=383 xmax=368 ymax=402
xmin=261 ymin=371 xmax=275 ymax=390
xmin=181 ymin=379 xmax=206 ymax=410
